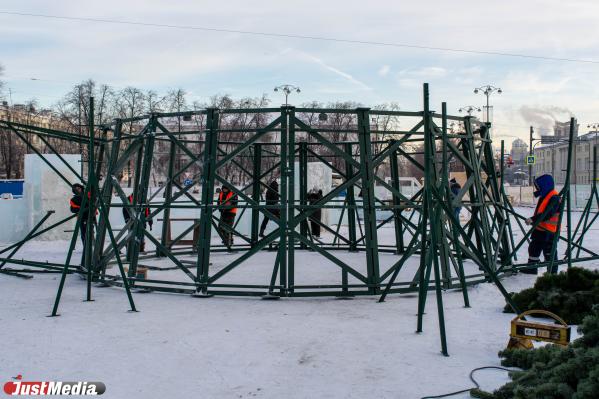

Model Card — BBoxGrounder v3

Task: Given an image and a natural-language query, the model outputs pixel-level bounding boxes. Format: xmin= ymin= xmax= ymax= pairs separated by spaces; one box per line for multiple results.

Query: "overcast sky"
xmin=1 ymin=0 xmax=599 ymax=146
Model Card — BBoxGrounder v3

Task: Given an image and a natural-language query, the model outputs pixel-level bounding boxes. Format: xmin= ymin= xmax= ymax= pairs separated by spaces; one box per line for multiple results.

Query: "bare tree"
xmin=371 ymin=102 xmax=401 ymax=178
xmin=115 ymin=87 xmax=146 ymax=186
xmin=165 ymin=89 xmax=188 ymax=179
xmin=145 ymin=90 xmax=165 ymax=113
xmin=95 ymin=84 xmax=115 ymax=126
xmin=0 ymin=63 xmax=10 ymax=177
xmin=204 ymin=94 xmax=273 ymax=184
xmin=167 ymin=88 xmax=186 ymax=109
xmin=55 ymin=80 xmax=96 ymax=156
xmin=116 ymin=87 xmax=145 ymax=121
xmin=0 ymin=75 xmax=421 ymax=185
xmin=0 ymin=100 xmax=42 ymax=178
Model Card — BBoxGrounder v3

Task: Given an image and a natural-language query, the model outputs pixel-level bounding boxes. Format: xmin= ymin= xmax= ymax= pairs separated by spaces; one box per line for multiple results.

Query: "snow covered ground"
xmin=1 ymin=208 xmax=598 ymax=398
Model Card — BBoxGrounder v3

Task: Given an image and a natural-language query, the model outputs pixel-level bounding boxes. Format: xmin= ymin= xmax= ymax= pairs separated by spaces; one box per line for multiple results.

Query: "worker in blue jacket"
xmin=523 ymin=174 xmax=561 ymax=274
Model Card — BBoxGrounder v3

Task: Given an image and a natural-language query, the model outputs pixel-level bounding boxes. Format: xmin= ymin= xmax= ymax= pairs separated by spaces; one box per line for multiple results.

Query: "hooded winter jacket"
xmin=531 ymin=174 xmax=561 ymax=233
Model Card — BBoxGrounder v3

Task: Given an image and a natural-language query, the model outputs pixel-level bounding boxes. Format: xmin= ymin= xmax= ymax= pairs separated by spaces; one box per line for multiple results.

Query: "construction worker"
xmin=218 ymin=185 xmax=238 ymax=247
xmin=69 ymin=183 xmax=90 ymax=246
xmin=122 ymin=194 xmax=153 ymax=253
xmin=259 ymin=180 xmax=280 ymax=237
xmin=524 ymin=174 xmax=561 ymax=274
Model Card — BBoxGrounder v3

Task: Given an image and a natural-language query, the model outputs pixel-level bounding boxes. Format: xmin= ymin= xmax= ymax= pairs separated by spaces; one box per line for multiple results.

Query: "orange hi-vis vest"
xmin=218 ymin=191 xmax=237 ymax=214
xmin=70 ymin=193 xmax=98 ymax=215
xmin=69 ymin=198 xmax=80 ymax=210
xmin=534 ymin=189 xmax=560 ymax=233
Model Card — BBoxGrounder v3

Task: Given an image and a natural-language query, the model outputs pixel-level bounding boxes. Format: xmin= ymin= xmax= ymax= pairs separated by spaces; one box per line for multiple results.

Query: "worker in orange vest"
xmin=217 ymin=185 xmax=238 ymax=247
xmin=524 ymin=174 xmax=561 ymax=274
xmin=69 ymin=183 xmax=91 ymax=246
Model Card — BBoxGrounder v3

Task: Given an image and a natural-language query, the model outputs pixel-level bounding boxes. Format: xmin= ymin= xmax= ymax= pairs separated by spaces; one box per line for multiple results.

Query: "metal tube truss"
xmin=2 ymin=84 xmax=597 ymax=355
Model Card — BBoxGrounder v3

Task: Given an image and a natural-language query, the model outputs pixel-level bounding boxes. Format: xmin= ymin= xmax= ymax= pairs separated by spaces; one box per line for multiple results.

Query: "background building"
xmin=533 ymin=120 xmax=598 ymax=185
xmin=510 ymin=138 xmax=528 ymax=165
xmin=0 ymin=102 xmax=73 ymax=178
xmin=504 ymin=138 xmax=529 ymax=185
xmin=501 ymin=138 xmax=529 ymax=185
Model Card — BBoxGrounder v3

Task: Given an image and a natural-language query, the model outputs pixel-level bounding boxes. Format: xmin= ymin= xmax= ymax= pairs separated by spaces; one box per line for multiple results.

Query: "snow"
xmin=1 ymin=272 xmax=525 ymax=398
xmin=1 ymin=208 xmax=599 ymax=398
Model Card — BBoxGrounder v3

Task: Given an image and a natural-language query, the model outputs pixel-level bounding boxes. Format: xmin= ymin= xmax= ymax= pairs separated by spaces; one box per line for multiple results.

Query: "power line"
xmin=5 ymin=76 xmax=70 ymax=83
xmin=1 ymin=11 xmax=599 ymax=65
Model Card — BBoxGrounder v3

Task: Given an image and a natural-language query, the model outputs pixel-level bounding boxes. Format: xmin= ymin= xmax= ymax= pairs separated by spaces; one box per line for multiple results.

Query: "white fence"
xmin=506 ymin=184 xmax=597 ymax=209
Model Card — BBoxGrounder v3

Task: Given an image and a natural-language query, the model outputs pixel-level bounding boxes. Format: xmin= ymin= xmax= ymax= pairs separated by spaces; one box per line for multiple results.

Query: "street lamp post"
xmin=588 ymin=123 xmax=599 ymax=183
xmin=530 ymin=139 xmax=546 ymax=183
xmin=474 ymin=85 xmax=502 ymax=133
xmin=458 ymin=105 xmax=481 ymax=116
xmin=529 ymin=126 xmax=534 ymax=186
xmin=273 ymin=84 xmax=301 ymax=106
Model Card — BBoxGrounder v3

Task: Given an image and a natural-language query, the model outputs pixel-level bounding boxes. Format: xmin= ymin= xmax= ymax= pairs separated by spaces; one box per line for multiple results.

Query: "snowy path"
xmin=0 ymin=268 xmax=568 ymax=399
xmin=1 ymin=207 xmax=598 ymax=398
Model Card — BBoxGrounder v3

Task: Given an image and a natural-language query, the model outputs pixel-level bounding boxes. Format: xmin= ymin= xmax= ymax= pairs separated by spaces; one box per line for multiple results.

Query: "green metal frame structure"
xmin=1 ymin=85 xmax=597 ymax=355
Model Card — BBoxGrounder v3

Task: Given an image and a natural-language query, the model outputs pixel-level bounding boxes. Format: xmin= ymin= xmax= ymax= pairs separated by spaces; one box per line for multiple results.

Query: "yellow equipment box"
xmin=508 ymin=310 xmax=570 ymax=350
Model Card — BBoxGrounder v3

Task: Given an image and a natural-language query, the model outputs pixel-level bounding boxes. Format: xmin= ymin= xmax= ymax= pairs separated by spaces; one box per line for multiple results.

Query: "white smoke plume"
xmin=519 ymin=105 xmax=574 ymax=135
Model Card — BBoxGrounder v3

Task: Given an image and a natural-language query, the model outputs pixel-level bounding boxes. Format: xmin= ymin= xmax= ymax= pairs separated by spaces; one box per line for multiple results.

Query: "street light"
xmin=273 ymin=84 xmax=301 ymax=106
xmin=449 ymin=121 xmax=466 ymax=133
xmin=588 ymin=123 xmax=599 ymax=147
xmin=458 ymin=105 xmax=481 ymax=116
xmin=473 ymin=85 xmax=502 ymax=125
xmin=588 ymin=123 xmax=599 ymax=179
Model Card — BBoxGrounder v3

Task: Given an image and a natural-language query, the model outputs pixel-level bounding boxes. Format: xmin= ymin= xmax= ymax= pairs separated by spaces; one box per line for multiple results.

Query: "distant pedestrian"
xmin=259 ymin=180 xmax=280 ymax=237
xmin=450 ymin=178 xmax=462 ymax=222
xmin=218 ymin=185 xmax=238 ymax=247
xmin=524 ymin=174 xmax=561 ymax=274
xmin=307 ymin=189 xmax=323 ymax=238
xmin=123 ymin=194 xmax=153 ymax=253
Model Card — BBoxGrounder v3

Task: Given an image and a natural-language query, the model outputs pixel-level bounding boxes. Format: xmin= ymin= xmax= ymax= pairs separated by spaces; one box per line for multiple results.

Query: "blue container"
xmin=0 ymin=180 xmax=24 ymax=197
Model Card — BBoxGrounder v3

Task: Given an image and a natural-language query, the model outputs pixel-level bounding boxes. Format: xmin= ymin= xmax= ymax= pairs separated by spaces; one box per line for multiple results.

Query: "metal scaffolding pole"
xmin=4 ymin=85 xmax=599 ymax=355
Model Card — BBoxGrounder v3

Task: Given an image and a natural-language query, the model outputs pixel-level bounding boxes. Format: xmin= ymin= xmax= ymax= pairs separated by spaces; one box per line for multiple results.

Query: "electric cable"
xmin=1 ymin=11 xmax=598 ymax=65
xmin=421 ymin=366 xmax=515 ymax=399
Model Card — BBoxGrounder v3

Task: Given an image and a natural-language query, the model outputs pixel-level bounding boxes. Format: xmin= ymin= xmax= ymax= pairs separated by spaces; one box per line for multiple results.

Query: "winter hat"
xmin=533 ymin=174 xmax=555 ymax=198
xmin=71 ymin=183 xmax=84 ymax=194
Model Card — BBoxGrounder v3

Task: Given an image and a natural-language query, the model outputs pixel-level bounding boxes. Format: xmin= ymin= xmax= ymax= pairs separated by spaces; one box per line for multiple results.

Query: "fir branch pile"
xmin=504 ymin=267 xmax=599 ymax=324
xmin=473 ymin=306 xmax=599 ymax=398
xmin=473 ymin=268 xmax=599 ymax=398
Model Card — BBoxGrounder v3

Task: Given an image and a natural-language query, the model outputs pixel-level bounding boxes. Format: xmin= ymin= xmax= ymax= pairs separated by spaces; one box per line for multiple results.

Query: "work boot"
xmin=520 ymin=269 xmax=538 ymax=275
xmin=520 ymin=263 xmax=538 ymax=275
xmin=140 ymin=242 xmax=146 ymax=253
